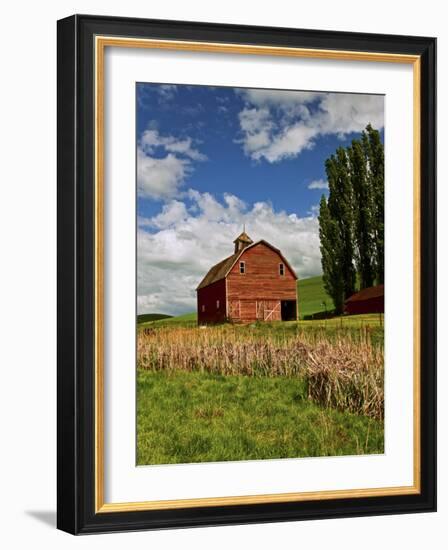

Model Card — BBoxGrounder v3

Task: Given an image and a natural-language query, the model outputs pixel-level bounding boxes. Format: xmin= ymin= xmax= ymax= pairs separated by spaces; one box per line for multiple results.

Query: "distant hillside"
xmin=137 ymin=313 xmax=173 ymax=324
xmin=138 ymin=311 xmax=197 ymax=328
xmin=297 ymin=276 xmax=334 ymax=319
xmin=162 ymin=312 xmax=197 ymax=324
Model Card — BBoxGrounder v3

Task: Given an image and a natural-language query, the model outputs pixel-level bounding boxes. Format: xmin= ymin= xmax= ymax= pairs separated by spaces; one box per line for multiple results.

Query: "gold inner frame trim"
xmin=94 ymin=35 xmax=421 ymax=514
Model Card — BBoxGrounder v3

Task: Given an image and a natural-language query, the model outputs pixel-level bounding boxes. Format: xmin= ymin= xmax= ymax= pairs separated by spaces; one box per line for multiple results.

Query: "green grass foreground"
xmin=137 ymin=369 xmax=384 ymax=465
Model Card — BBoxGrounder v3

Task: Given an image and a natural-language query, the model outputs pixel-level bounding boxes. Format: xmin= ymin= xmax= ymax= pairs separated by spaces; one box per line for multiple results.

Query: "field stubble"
xmin=137 ymin=324 xmax=384 ymax=420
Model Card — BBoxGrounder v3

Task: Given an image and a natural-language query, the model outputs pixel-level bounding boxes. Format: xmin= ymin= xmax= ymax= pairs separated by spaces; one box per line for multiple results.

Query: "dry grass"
xmin=138 ymin=325 xmax=384 ymax=420
xmin=304 ymin=339 xmax=383 ymax=420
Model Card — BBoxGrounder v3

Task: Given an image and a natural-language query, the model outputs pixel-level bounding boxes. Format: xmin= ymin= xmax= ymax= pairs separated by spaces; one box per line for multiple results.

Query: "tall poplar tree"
xmin=326 ymin=147 xmax=357 ymax=300
xmin=318 ymin=195 xmax=345 ymax=314
xmin=364 ymin=124 xmax=384 ymax=284
xmin=318 ymin=147 xmax=356 ymax=312
xmin=349 ymin=138 xmax=375 ymax=288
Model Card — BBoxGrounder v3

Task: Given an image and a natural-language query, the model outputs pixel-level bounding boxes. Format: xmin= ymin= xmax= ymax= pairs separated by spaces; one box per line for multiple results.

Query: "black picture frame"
xmin=57 ymin=14 xmax=436 ymax=534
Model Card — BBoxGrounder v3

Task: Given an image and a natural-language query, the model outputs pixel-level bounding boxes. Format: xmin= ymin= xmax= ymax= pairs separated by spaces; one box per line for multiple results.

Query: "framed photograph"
xmin=57 ymin=14 xmax=436 ymax=534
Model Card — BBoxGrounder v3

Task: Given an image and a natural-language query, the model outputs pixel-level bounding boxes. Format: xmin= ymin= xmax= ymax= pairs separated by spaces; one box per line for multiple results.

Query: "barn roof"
xmin=196 ymin=239 xmax=297 ymax=290
xmin=345 ymin=284 xmax=384 ymax=303
xmin=196 ymin=252 xmax=240 ymax=290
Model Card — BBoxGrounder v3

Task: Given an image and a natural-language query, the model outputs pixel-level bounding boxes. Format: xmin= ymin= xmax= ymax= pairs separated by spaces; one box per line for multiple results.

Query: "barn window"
xmin=216 ymin=300 xmax=220 ymax=309
xmin=201 ymin=304 xmax=205 ymax=313
xmin=279 ymin=263 xmax=285 ymax=276
xmin=239 ymin=261 xmax=246 ymax=274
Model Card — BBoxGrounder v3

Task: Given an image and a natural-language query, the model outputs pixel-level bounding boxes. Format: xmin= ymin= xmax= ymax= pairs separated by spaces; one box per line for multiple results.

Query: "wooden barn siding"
xmin=239 ymin=300 xmax=257 ymax=323
xmin=227 ymin=243 xmax=297 ymax=302
xmin=197 ymin=279 xmax=227 ymax=324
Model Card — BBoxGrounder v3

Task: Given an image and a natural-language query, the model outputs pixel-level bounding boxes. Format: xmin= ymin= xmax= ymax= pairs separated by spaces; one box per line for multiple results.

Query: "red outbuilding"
xmin=196 ymin=232 xmax=298 ymax=324
xmin=344 ymin=284 xmax=384 ymax=315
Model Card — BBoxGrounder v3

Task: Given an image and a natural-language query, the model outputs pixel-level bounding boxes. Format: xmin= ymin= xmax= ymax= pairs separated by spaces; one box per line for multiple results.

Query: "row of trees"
xmin=318 ymin=124 xmax=384 ymax=314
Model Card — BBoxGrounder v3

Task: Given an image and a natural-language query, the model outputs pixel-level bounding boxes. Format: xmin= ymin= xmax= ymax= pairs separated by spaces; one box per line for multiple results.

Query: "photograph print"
xmin=136 ymin=82 xmax=385 ymax=466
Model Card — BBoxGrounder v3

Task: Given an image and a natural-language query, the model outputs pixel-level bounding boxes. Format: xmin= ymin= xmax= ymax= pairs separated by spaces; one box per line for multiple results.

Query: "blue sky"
xmin=136 ymin=83 xmax=384 ymax=315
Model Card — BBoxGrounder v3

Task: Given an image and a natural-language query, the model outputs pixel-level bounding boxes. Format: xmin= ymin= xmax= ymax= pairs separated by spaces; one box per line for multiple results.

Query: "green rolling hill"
xmin=297 ymin=275 xmax=334 ymax=319
xmin=138 ymin=311 xmax=197 ymax=328
xmin=137 ymin=313 xmax=173 ymax=324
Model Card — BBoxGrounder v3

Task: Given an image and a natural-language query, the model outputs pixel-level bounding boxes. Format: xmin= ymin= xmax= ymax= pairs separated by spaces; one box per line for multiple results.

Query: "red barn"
xmin=344 ymin=284 xmax=384 ymax=315
xmin=196 ymin=232 xmax=298 ymax=324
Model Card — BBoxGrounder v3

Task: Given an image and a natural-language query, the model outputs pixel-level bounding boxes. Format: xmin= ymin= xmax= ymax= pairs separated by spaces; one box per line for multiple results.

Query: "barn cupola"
xmin=233 ymin=230 xmax=253 ymax=253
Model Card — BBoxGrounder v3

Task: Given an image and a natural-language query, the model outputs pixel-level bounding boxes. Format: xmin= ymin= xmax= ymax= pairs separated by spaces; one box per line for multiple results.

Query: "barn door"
xmin=228 ymin=300 xmax=241 ymax=321
xmin=264 ymin=301 xmax=280 ymax=321
xmin=256 ymin=300 xmax=280 ymax=321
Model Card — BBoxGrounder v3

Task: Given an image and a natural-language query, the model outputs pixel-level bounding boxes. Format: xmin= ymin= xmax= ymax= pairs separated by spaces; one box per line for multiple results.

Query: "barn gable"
xmin=196 ymin=239 xmax=297 ymax=291
xmin=228 ymin=240 xmax=297 ymax=280
xmin=226 ymin=240 xmax=298 ymax=322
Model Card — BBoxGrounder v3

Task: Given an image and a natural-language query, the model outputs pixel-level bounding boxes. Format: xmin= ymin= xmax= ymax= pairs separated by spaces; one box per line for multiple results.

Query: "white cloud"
xmin=137 ymin=190 xmax=321 ymax=315
xmin=237 ymin=108 xmax=275 ymax=158
xmin=144 ymin=200 xmax=189 ymax=229
xmin=137 ymin=129 xmax=206 ymax=200
xmin=237 ymin=88 xmax=324 ymax=108
xmin=237 ymin=90 xmax=384 ymax=163
xmin=317 ymin=93 xmax=384 ymax=136
xmin=259 ymin=123 xmax=318 ymax=162
xmin=308 ymin=179 xmax=329 ymax=190
xmin=137 ymin=149 xmax=190 ymax=200
xmin=140 ymin=129 xmax=206 ymax=161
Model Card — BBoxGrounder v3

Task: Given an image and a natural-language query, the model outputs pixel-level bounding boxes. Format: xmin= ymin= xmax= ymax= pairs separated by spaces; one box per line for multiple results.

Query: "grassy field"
xmin=297 ymin=275 xmax=333 ymax=319
xmin=136 ymin=275 xmax=384 ymax=465
xmin=137 ymin=321 xmax=384 ymax=465
xmin=138 ymin=311 xmax=197 ymax=329
xmin=137 ymin=313 xmax=173 ymax=324
xmin=137 ymin=369 xmax=383 ymax=465
xmin=139 ymin=312 xmax=384 ymax=347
